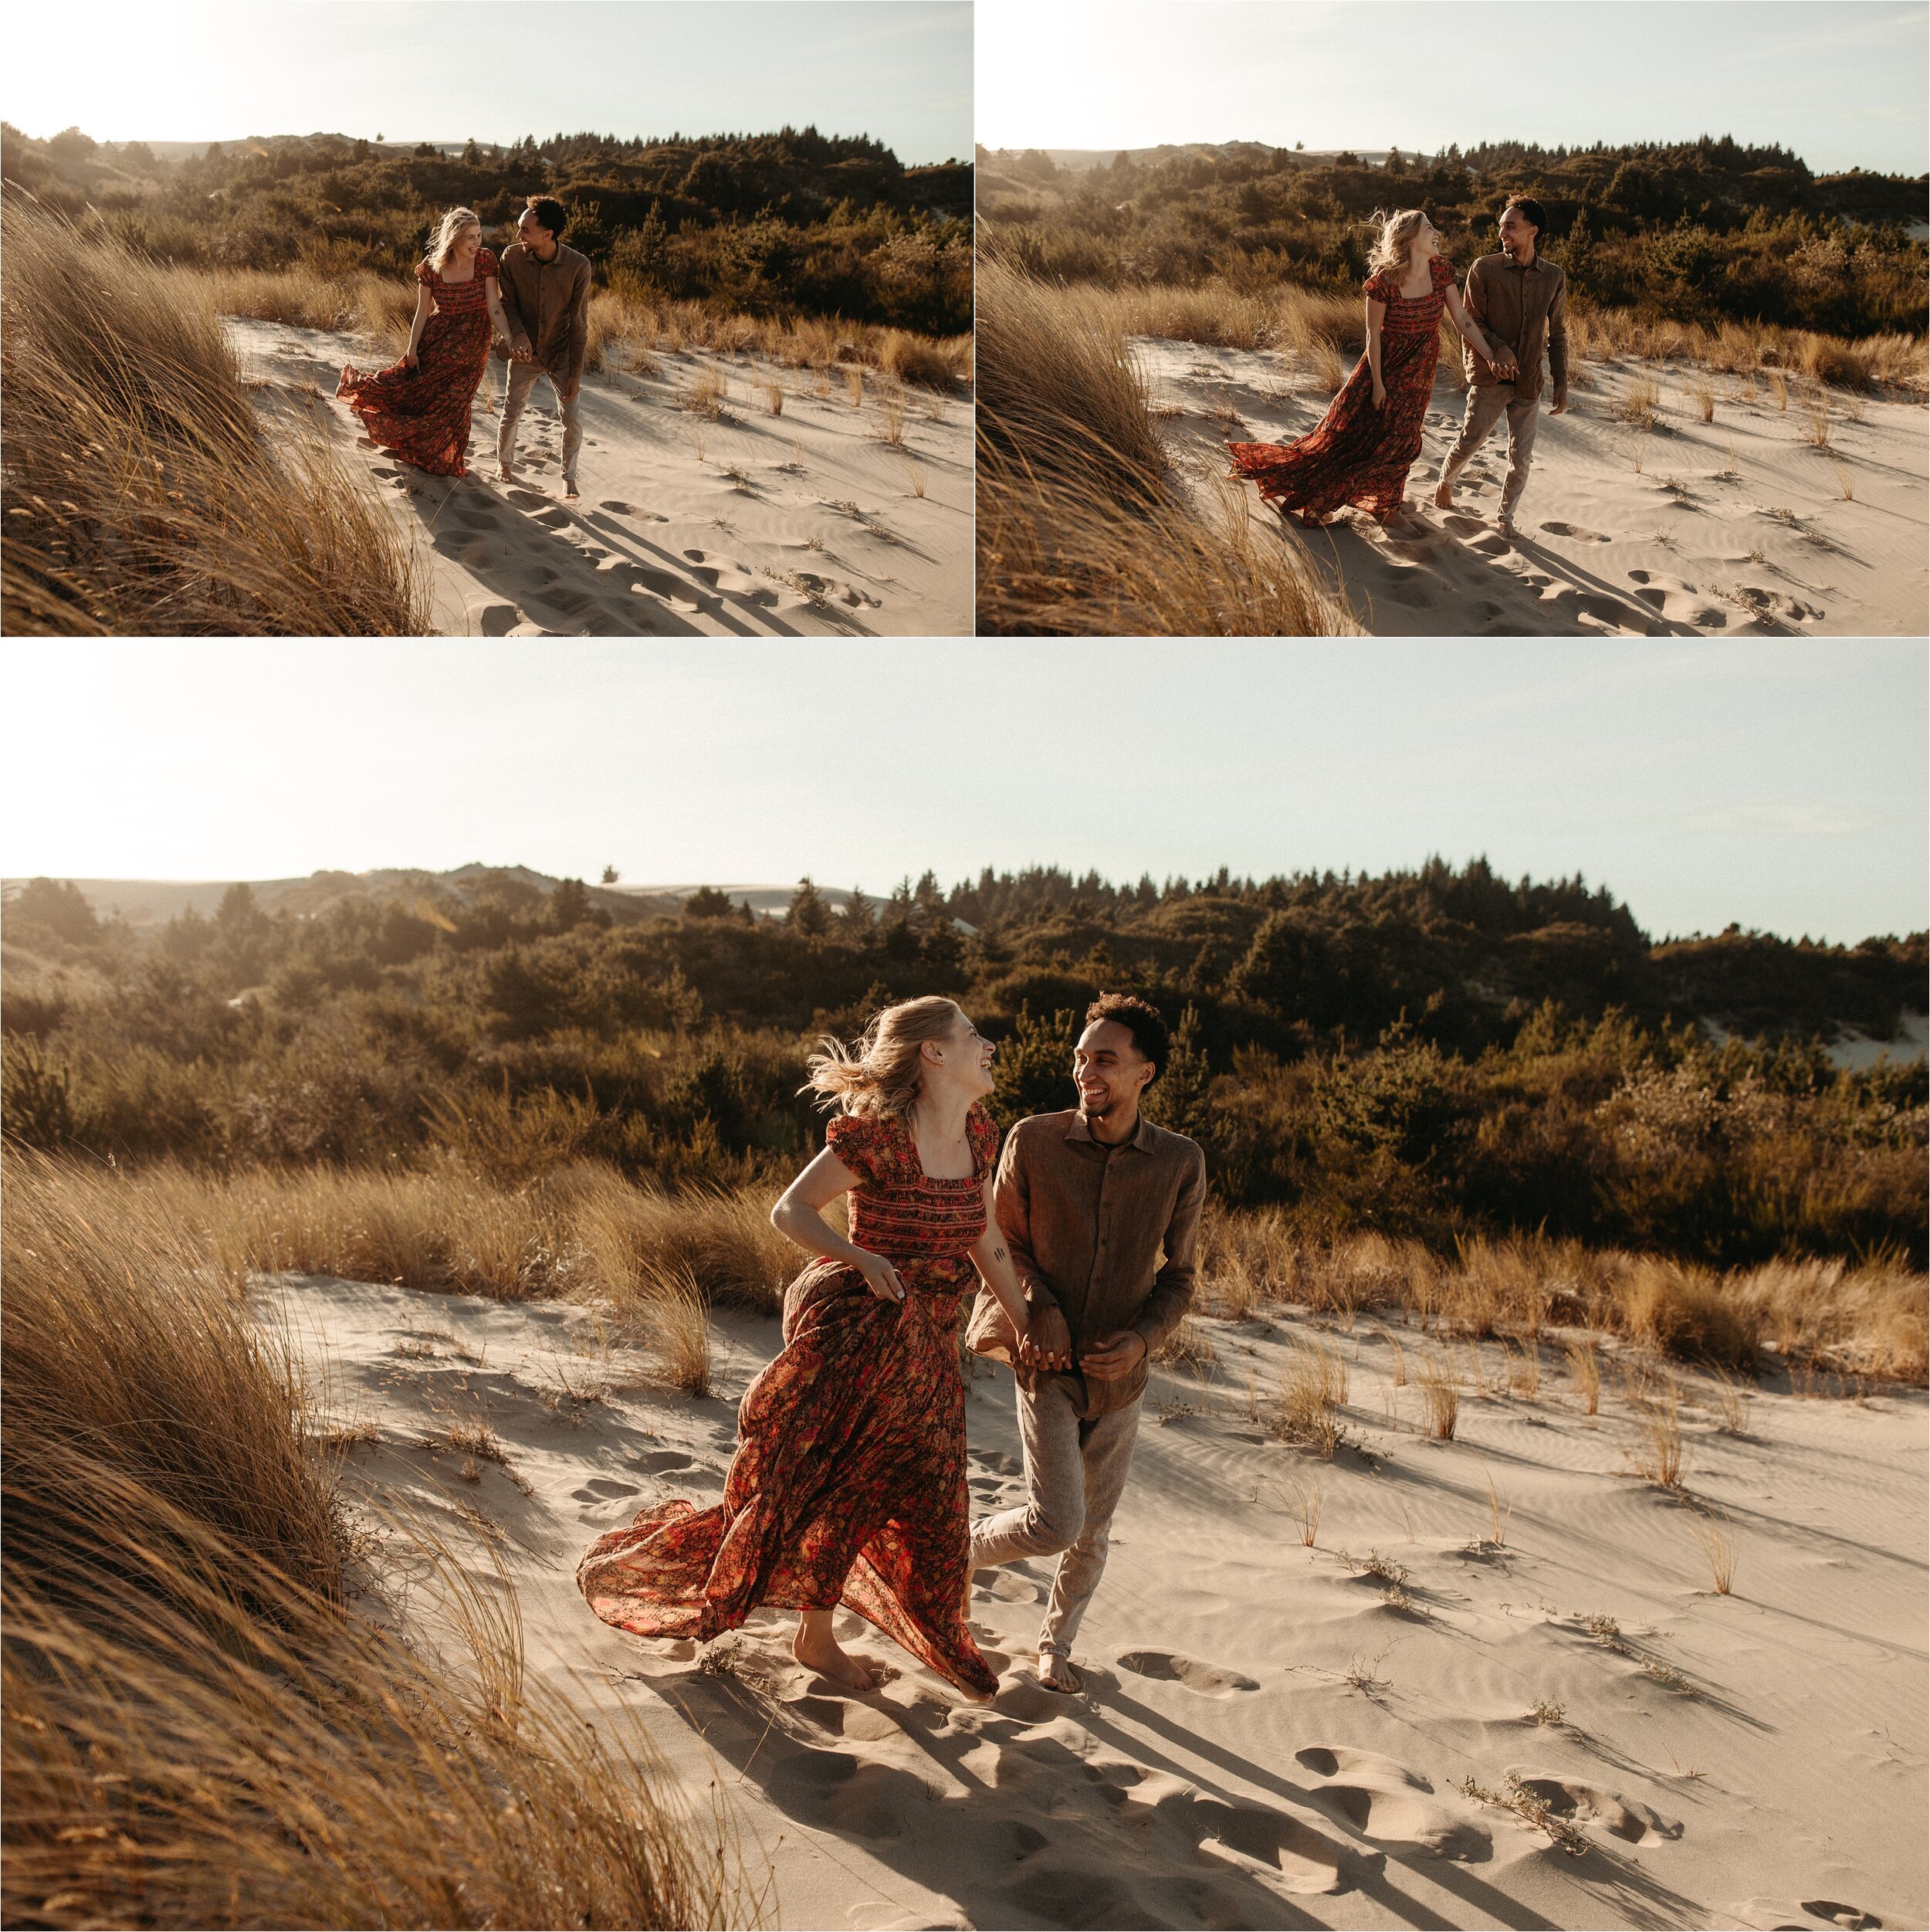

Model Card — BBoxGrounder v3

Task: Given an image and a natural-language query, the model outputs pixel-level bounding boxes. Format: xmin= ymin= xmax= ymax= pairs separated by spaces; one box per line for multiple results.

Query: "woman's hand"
xmin=404 ymin=347 xmax=420 ymax=370
xmin=1019 ymin=1303 xmax=1073 ymax=1373
xmin=852 ymin=1250 xmax=906 ymax=1304
xmin=1371 ymin=378 xmax=1387 ymax=411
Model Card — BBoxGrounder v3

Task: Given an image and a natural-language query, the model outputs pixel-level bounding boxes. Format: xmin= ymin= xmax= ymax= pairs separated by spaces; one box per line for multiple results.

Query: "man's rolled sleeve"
xmin=1129 ymin=1147 xmax=1205 ymax=1354
xmin=1546 ymin=272 xmax=1568 ymax=393
xmin=564 ymin=260 xmax=591 ymax=383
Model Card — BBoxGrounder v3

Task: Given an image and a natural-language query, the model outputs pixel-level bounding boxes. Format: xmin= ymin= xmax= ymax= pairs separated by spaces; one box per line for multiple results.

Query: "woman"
xmin=337 ymin=207 xmax=513 ymax=479
xmin=578 ymin=998 xmax=1046 ymax=1700
xmin=1227 ymin=209 xmax=1503 ymax=528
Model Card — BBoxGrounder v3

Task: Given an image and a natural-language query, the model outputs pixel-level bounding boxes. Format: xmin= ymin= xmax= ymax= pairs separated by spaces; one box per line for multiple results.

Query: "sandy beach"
xmin=283 ymin=1269 xmax=1928 ymax=1931
xmin=1143 ymin=340 xmax=1929 ymax=638
xmin=228 ymin=319 xmax=973 ymax=639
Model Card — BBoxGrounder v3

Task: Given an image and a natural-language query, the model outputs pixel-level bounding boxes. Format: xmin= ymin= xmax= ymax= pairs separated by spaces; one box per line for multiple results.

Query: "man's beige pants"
xmin=497 ymin=359 xmax=582 ymax=485
xmin=1438 ymin=380 xmax=1539 ymax=522
xmin=969 ymin=1374 xmax=1141 ymax=1658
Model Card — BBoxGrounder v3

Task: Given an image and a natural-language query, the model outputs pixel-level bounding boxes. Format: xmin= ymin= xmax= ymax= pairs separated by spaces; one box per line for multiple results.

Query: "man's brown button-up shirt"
xmin=984 ymin=1107 xmax=1207 ymax=1418
xmin=495 ymin=238 xmax=593 ymax=384
xmin=1461 ymin=251 xmax=1568 ymax=401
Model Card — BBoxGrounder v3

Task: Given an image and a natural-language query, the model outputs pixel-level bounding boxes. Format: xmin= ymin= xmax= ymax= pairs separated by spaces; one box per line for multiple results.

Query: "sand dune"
xmin=228 ymin=319 xmax=971 ymax=638
xmin=283 ymin=1269 xmax=1927 ymax=1930
xmin=1142 ymin=339 xmax=1928 ymax=638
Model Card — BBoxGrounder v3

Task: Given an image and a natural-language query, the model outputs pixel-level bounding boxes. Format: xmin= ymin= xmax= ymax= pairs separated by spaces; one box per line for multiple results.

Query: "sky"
xmin=2 ymin=639 xmax=1923 ymax=946
xmin=977 ymin=0 xmax=1930 ymax=177
xmin=0 ymin=1 xmax=972 ymax=165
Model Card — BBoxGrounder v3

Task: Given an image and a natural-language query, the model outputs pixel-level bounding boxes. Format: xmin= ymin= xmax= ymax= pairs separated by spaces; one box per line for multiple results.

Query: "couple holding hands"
xmin=337 ymin=195 xmax=591 ymax=494
xmin=577 ymin=992 xmax=1206 ymax=1700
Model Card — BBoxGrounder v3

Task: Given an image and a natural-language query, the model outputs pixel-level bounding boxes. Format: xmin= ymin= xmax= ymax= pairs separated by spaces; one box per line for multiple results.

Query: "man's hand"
xmin=512 ymin=334 xmax=533 ymax=364
xmin=1019 ymin=1303 xmax=1073 ymax=1374
xmin=1550 ymin=385 xmax=1569 ymax=416
xmin=1490 ymin=347 xmax=1519 ymax=379
xmin=1079 ymin=1329 xmax=1148 ymax=1381
xmin=561 ymin=375 xmax=581 ymax=405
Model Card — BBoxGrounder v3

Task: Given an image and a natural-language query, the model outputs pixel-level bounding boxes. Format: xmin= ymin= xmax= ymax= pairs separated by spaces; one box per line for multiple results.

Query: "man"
xmin=965 ymin=994 xmax=1207 ymax=1693
xmin=1432 ymin=195 xmax=1569 ymax=539
xmin=495 ymin=195 xmax=592 ymax=500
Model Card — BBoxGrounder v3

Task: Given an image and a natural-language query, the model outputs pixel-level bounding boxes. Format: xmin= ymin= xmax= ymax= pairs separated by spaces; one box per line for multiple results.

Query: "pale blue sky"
xmin=2 ymin=640 xmax=1922 ymax=944
xmin=2 ymin=2 xmax=971 ymax=165
xmin=978 ymin=0 xmax=1930 ymax=177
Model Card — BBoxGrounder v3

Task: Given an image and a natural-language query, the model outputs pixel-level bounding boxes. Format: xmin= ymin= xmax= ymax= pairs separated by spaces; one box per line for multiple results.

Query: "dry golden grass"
xmin=1633 ymin=1381 xmax=1688 ymax=1489
xmin=761 ymin=379 xmax=784 ymax=416
xmin=2 ymin=202 xmax=430 ymax=636
xmin=976 ymin=263 xmax=1356 ymax=636
xmin=684 ymin=368 xmax=728 ymax=419
xmin=1271 ymin=1340 xmax=1349 ymax=1459
xmin=1152 ymin=1314 xmax=1219 ymax=1378
xmin=844 ymin=364 xmax=866 ymax=409
xmin=1566 ymin=305 xmax=1925 ymax=394
xmin=1565 ymin=1338 xmax=1603 ymax=1415
xmin=873 ymin=383 xmax=907 ymax=446
xmin=1685 ymin=1503 xmax=1739 ymax=1595
xmin=1686 ymin=373 xmax=1717 ymax=422
xmin=1613 ymin=370 xmax=1663 ymax=428
xmin=1769 ymin=368 xmax=1790 ymax=410
xmin=1801 ymin=391 xmax=1833 ymax=446
xmin=2 ymin=1150 xmax=743 ymax=1930
xmin=1417 ymin=1353 xmax=1461 ymax=1439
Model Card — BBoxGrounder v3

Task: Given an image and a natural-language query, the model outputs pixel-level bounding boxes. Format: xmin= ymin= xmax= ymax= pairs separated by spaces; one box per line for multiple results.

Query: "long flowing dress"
xmin=577 ymin=1104 xmax=1003 ymax=1700
xmin=337 ymin=247 xmax=498 ymax=478
xmin=1228 ymin=253 xmax=1455 ymax=524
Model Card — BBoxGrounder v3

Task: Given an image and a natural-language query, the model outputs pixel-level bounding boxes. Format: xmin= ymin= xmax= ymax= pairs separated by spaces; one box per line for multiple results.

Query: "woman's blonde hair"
xmin=428 ymin=206 xmax=483 ymax=273
xmin=804 ymin=997 xmax=962 ymax=1121
xmin=1366 ymin=208 xmax=1431 ymax=277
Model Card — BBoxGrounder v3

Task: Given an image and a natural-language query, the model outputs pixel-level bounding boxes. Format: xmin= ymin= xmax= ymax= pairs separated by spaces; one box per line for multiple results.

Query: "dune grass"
xmin=975 ymin=259 xmax=1356 ymax=636
xmin=1 ymin=1149 xmax=746 ymax=1930
xmin=2 ymin=201 xmax=432 ymax=636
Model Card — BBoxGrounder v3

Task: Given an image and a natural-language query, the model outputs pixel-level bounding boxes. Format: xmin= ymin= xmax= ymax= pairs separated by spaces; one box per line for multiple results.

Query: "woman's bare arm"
xmin=1441 ymin=283 xmax=1500 ymax=367
xmin=770 ymin=1146 xmax=906 ymax=1302
xmin=1366 ymin=296 xmax=1387 ymax=402
xmin=967 ymin=1176 xmax=1062 ymax=1364
xmin=405 ymin=283 xmax=433 ymax=365
xmin=482 ymin=273 xmax=513 ymax=348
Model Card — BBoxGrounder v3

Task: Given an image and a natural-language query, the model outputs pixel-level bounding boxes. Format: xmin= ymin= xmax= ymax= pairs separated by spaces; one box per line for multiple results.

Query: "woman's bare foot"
xmin=794 ymin=1611 xmax=874 ymax=1693
xmin=1037 ymin=1651 xmax=1084 ymax=1693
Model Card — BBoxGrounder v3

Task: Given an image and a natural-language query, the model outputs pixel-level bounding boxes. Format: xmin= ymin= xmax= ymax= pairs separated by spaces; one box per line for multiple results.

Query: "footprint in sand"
xmin=505 ymin=487 xmax=553 ymax=512
xmin=1380 ymin=574 xmax=1437 ymax=610
xmin=970 ymin=1570 xmax=1041 ymax=1605
xmin=1295 ymin=1747 xmax=1491 ymax=1861
xmin=1116 ymin=1649 xmax=1259 ymax=1696
xmin=1183 ymin=1795 xmax=1357 ymax=1896
xmin=467 ymin=601 xmax=521 ymax=637
xmin=1729 ymin=1900 xmax=1884 ymax=1932
xmin=599 ymin=500 xmax=637 ymax=515
xmin=571 ymin=1476 xmax=639 ymax=1502
xmin=1626 ymin=568 xmax=1728 ymax=629
xmin=1539 ymin=520 xmax=1611 ymax=542
xmin=766 ymin=1751 xmax=913 ymax=1842
xmin=1502 ymin=1768 xmax=1681 ymax=1846
xmin=628 ymin=568 xmax=704 ymax=612
xmin=1441 ymin=513 xmax=1488 ymax=537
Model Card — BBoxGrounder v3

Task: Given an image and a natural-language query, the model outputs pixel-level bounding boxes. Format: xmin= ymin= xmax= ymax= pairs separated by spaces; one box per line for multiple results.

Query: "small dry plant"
xmin=1279 ymin=1476 xmax=1322 ymax=1547
xmin=873 ymin=386 xmax=907 ymax=445
xmin=1527 ymin=1699 xmax=1567 ymax=1726
xmin=1768 ymin=368 xmax=1789 ymax=410
xmin=1686 ymin=374 xmax=1716 ymax=422
xmin=1828 ymin=457 xmax=1854 ymax=500
xmin=1507 ymin=1335 xmax=1541 ymax=1398
xmin=904 ymin=461 xmax=926 ymax=499
xmin=1613 ymin=371 xmax=1662 ymax=427
xmin=1632 ymin=1381 xmax=1687 ymax=1489
xmin=1417 ymin=1353 xmax=1460 ymax=1439
xmin=1707 ymin=1364 xmax=1751 ymax=1435
xmin=1685 ymin=1504 xmax=1738 ymax=1595
xmin=1564 ymin=1339 xmax=1600 ymax=1416
xmin=684 ymin=368 xmax=727 ymax=419
xmin=762 ymin=379 xmax=784 ymax=416
xmin=1481 ymin=1466 xmax=1512 ymax=1549
xmin=1342 ymin=1650 xmax=1392 ymax=1695
xmin=1458 ymin=1773 xmax=1589 ymax=1857
xmin=1271 ymin=1340 xmax=1349 ymax=1460
xmin=1376 ymin=1325 xmax=1409 ymax=1387
xmin=845 ymin=365 xmax=865 ymax=408
xmin=1802 ymin=393 xmax=1832 ymax=446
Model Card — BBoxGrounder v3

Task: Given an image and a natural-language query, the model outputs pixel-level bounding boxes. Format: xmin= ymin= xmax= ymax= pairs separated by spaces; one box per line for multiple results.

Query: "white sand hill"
xmin=228 ymin=318 xmax=972 ymax=638
xmin=1141 ymin=339 xmax=1928 ymax=638
xmin=281 ymin=1272 xmax=1927 ymax=1932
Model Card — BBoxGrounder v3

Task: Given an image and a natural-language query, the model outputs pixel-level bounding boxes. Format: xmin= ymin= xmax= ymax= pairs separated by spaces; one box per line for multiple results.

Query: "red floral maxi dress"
xmin=337 ymin=247 xmax=498 ymax=478
xmin=1227 ymin=254 xmax=1455 ymax=524
xmin=578 ymin=1104 xmax=1003 ymax=1700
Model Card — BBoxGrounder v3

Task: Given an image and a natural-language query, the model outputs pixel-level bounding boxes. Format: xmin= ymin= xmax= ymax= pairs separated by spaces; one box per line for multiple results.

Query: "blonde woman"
xmin=337 ymin=207 xmax=516 ymax=477
xmin=1228 ymin=208 xmax=1502 ymax=527
xmin=579 ymin=998 xmax=1051 ymax=1700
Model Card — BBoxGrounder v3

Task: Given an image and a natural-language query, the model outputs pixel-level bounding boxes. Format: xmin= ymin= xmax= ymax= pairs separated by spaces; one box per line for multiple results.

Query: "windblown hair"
xmin=804 ymin=997 xmax=960 ymax=1121
xmin=428 ymin=206 xmax=482 ymax=274
xmin=1366 ymin=208 xmax=1432 ymax=278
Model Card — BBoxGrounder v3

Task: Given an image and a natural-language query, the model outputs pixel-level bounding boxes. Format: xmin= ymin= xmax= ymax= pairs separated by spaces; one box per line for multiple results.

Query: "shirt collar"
xmin=1066 ymin=1110 xmax=1155 ymax=1153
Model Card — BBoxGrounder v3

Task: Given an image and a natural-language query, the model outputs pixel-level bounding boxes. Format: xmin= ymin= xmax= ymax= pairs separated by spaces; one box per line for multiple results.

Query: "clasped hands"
xmin=1017 ymin=1303 xmax=1146 ymax=1381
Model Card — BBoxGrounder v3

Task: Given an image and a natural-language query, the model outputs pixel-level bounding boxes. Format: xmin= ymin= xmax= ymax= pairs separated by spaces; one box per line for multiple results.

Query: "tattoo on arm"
xmin=990 ymin=1245 xmax=1007 ymax=1263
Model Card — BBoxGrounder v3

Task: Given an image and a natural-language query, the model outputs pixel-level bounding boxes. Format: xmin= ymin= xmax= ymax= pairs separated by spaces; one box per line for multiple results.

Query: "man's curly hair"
xmin=1085 ymin=992 xmax=1169 ymax=1085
